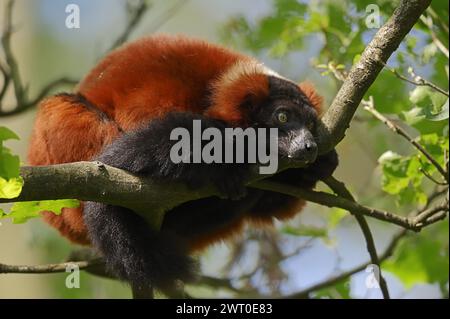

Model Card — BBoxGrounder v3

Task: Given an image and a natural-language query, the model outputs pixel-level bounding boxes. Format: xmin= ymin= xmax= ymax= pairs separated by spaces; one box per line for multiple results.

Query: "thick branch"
xmin=1 ymin=162 xmax=447 ymax=231
xmin=317 ymin=0 xmax=432 ymax=153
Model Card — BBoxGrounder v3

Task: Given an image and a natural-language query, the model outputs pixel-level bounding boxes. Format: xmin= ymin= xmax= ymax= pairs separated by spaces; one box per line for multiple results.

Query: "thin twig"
xmin=383 ymin=62 xmax=449 ymax=97
xmin=420 ymin=167 xmax=447 ymax=185
xmin=420 ymin=14 xmax=449 ymax=58
xmin=413 ymin=204 xmax=449 ymax=227
xmin=0 ymin=77 xmax=78 ymax=116
xmin=0 ymin=0 xmax=148 ymax=117
xmin=322 ymin=176 xmax=390 ymax=299
xmin=363 ymin=97 xmax=449 ymax=183
xmin=286 ymin=230 xmax=407 ymax=298
xmin=253 ymin=178 xmax=444 ymax=231
xmin=1 ymin=0 xmax=26 ymax=105
xmin=317 ymin=0 xmax=432 ymax=153
xmin=108 ymin=0 xmax=149 ymax=51
xmin=426 ymin=7 xmax=449 ymax=35
xmin=0 ymin=62 xmax=10 ymax=104
xmin=0 ymin=259 xmax=102 ymax=274
xmin=0 ymin=0 xmax=78 ymax=116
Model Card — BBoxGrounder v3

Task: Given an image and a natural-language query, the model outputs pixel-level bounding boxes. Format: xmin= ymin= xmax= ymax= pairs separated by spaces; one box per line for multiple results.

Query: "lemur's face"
xmin=252 ymin=76 xmax=319 ymax=164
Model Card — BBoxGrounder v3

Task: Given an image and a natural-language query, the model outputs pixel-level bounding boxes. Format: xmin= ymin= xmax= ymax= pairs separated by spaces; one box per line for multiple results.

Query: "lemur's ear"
xmin=207 ymin=72 xmax=269 ymax=126
xmin=299 ymin=82 xmax=323 ymax=114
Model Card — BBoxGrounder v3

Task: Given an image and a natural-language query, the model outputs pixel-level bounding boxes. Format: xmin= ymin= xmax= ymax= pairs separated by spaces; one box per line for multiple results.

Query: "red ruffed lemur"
xmin=28 ymin=35 xmax=338 ymax=292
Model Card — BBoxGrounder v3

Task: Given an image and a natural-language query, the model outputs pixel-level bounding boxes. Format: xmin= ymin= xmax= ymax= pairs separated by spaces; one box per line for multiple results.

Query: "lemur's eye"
xmin=277 ymin=111 xmax=288 ymax=123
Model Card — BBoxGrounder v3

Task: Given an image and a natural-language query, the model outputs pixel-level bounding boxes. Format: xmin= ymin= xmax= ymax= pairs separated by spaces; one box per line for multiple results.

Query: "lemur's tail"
xmin=83 ymin=201 xmax=198 ymax=292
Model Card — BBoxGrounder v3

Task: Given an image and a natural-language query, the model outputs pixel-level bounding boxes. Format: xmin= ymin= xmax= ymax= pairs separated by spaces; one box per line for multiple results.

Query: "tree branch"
xmin=363 ymin=97 xmax=449 ymax=183
xmin=0 ymin=0 xmax=149 ymax=117
xmin=0 ymin=0 xmax=78 ymax=116
xmin=317 ymin=0 xmax=432 ymax=154
xmin=0 ymin=259 xmax=101 ymax=274
xmin=0 ymin=162 xmax=447 ymax=232
xmin=286 ymin=230 xmax=407 ymax=299
xmin=108 ymin=0 xmax=149 ymax=51
xmin=383 ymin=63 xmax=449 ymax=97
xmin=1 ymin=0 xmax=26 ymax=106
xmin=322 ymin=176 xmax=390 ymax=299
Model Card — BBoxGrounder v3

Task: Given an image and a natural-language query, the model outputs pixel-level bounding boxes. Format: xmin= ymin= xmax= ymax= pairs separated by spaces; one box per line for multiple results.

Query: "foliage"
xmin=0 ymin=199 xmax=80 ymax=224
xmin=0 ymin=0 xmax=448 ymax=299
xmin=0 ymin=127 xmax=23 ymax=200
xmin=0 ymin=126 xmax=79 ymax=221
xmin=222 ymin=0 xmax=449 ymax=298
xmin=384 ymin=221 xmax=449 ymax=294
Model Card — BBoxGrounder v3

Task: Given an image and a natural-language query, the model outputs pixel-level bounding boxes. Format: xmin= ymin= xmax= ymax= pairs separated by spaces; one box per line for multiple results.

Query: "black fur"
xmin=83 ymin=112 xmax=252 ymax=291
xmin=83 ymin=78 xmax=339 ymax=292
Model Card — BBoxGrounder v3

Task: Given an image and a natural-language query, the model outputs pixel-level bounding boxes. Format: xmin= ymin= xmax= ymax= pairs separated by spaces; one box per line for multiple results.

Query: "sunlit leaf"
xmin=0 ymin=127 xmax=20 ymax=142
xmin=328 ymin=208 xmax=348 ymax=229
xmin=1 ymin=199 xmax=80 ymax=224
xmin=0 ymin=177 xmax=23 ymax=199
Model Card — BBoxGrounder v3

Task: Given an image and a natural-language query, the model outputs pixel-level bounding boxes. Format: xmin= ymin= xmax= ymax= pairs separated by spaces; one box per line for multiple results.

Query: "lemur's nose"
xmin=288 ymin=129 xmax=318 ymax=164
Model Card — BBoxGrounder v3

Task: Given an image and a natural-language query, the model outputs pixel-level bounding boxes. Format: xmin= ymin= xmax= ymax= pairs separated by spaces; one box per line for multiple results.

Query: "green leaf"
xmin=384 ymin=232 xmax=449 ymax=289
xmin=378 ymin=151 xmax=427 ymax=206
xmin=378 ymin=151 xmax=411 ymax=195
xmin=352 ymin=54 xmax=361 ymax=65
xmin=425 ymin=98 xmax=449 ymax=121
xmin=281 ymin=225 xmax=327 ymax=238
xmin=422 ymin=43 xmax=437 ymax=64
xmin=406 ymin=37 xmax=418 ymax=55
xmin=0 ymin=149 xmax=20 ymax=179
xmin=0 ymin=127 xmax=20 ymax=142
xmin=409 ymin=86 xmax=430 ymax=105
xmin=419 ymin=133 xmax=447 ymax=165
xmin=405 ymin=87 xmax=449 ymax=133
xmin=328 ymin=208 xmax=348 ymax=229
xmin=0 ymin=177 xmax=23 ymax=199
xmin=2 ymin=199 xmax=80 ymax=224
xmin=401 ymin=106 xmax=426 ymax=125
xmin=367 ymin=70 xmax=406 ymax=114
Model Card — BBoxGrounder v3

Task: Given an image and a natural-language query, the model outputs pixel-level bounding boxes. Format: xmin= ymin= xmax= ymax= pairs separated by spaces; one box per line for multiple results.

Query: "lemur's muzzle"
xmin=287 ymin=127 xmax=318 ymax=164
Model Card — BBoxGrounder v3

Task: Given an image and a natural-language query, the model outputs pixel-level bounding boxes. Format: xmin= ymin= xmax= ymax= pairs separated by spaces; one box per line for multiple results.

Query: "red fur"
xmin=29 ymin=94 xmax=121 ymax=244
xmin=28 ymin=35 xmax=323 ymax=249
xmin=299 ymin=81 xmax=323 ymax=113
xmin=189 ymin=218 xmax=246 ymax=252
xmin=78 ymin=35 xmax=249 ymax=129
xmin=206 ymin=72 xmax=269 ymax=126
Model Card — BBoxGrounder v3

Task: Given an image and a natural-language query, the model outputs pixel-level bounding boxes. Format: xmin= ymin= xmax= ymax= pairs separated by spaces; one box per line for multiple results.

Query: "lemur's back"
xmin=27 ymin=35 xmax=248 ymax=244
xmin=78 ymin=35 xmax=246 ymax=130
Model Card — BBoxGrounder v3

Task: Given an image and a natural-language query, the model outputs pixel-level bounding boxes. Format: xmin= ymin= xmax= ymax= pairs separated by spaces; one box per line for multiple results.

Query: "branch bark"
xmin=1 ymin=162 xmax=447 ymax=231
xmin=317 ymin=0 xmax=432 ymax=154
